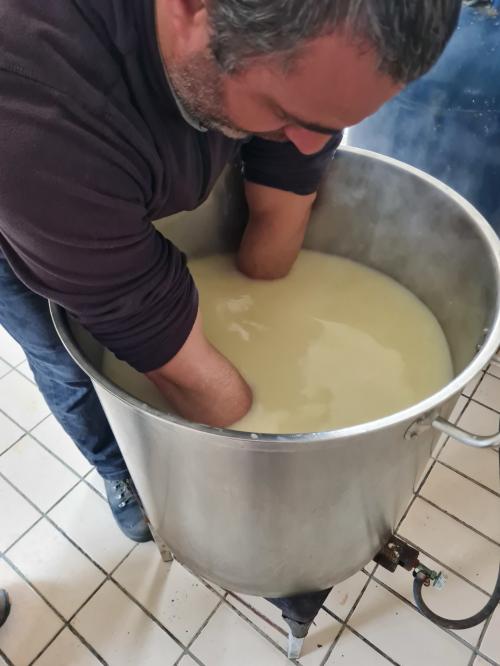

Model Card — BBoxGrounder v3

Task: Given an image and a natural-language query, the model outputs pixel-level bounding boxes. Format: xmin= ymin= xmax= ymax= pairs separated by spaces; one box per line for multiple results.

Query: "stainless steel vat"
xmin=51 ymin=147 xmax=500 ymax=598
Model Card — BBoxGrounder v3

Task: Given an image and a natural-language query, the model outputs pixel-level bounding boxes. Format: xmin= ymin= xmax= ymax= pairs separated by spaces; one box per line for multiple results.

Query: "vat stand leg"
xmin=266 ymin=588 xmax=332 ymax=660
xmin=286 ymin=621 xmax=307 ymax=660
xmin=149 ymin=524 xmax=173 ymax=563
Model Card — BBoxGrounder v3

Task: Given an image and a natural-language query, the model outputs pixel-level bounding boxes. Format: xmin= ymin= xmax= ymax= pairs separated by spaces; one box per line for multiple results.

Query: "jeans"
xmin=0 ymin=256 xmax=128 ymax=480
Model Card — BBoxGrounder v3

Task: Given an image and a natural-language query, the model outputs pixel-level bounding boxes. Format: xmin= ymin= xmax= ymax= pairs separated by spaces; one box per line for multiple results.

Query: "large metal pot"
xmin=51 ymin=147 xmax=500 ymax=598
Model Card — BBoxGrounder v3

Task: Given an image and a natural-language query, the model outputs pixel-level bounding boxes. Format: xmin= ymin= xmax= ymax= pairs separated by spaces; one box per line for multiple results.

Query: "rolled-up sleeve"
xmin=240 ymin=131 xmax=343 ymax=196
xmin=0 ymin=73 xmax=198 ymax=373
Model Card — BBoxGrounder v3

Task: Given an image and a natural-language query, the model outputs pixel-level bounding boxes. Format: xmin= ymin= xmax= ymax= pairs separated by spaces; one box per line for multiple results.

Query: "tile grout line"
xmin=469 ymin=395 xmax=500 ymax=417
xmin=469 ymin=612 xmax=496 ymax=666
xmin=434 ymin=458 xmax=500 ymax=498
xmin=226 ymin=591 xmax=288 ymax=637
xmin=0 ymin=404 xmax=51 ymax=443
xmin=27 ymin=429 xmax=88 ymax=481
xmin=27 ymin=623 xmax=107 ymax=666
xmin=172 ymin=598 xmax=226 ymax=666
xmin=0 ymin=470 xmax=81 ymax=555
xmin=1 ymin=460 xmax=211 ymax=665
xmin=0 ymin=647 xmax=15 ymax=666
xmin=367 ymin=571 xmax=479 ymax=653
xmin=319 ymin=565 xmax=381 ymax=666
xmin=12 ymin=364 xmax=36 ymax=385
xmin=31 ymin=542 xmax=143 ymax=666
xmin=105 ymin=576 xmax=192 ymax=655
xmin=415 ymin=494 xmax=500 ymax=548
xmin=334 ymin=624 xmax=401 ymax=666
xmin=221 ymin=594 xmax=304 ymax=664
xmin=0 ymin=552 xmax=107 ymax=665
xmin=0 ymin=474 xmax=121 ymax=664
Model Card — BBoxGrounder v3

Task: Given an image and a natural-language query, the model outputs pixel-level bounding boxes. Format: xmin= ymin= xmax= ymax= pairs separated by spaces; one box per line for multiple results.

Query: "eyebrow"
xmin=289 ymin=116 xmax=343 ymax=136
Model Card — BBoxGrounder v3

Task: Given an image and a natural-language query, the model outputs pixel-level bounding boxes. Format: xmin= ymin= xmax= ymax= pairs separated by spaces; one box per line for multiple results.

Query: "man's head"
xmin=157 ymin=0 xmax=461 ymax=154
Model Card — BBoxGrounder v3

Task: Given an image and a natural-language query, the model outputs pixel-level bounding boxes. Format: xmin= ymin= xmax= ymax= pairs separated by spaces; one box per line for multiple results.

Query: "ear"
xmin=168 ymin=0 xmax=210 ymax=53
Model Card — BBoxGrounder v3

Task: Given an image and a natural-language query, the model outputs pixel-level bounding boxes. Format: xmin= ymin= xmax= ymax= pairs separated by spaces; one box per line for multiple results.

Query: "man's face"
xmin=167 ymin=31 xmax=402 ymax=155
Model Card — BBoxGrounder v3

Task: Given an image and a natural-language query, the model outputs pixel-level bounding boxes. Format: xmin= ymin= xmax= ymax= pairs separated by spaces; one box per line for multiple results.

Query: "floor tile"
xmin=373 ymin=554 xmax=489 ymax=644
xmin=114 ymin=543 xmax=219 ymax=644
xmin=0 ymin=326 xmax=26 ymax=365
xmin=323 ymin=570 xmax=369 ymax=620
xmin=349 ymin=580 xmax=471 ymax=665
xmin=474 ymin=374 xmax=500 ymax=412
xmin=33 ymin=628 xmax=101 ymax=666
xmin=326 ymin=628 xmax=391 ymax=665
xmin=85 ymin=468 xmax=106 ymax=497
xmin=398 ymin=498 xmax=500 ymax=593
xmin=420 ymin=463 xmax=500 ymax=542
xmin=191 ymin=603 xmax=291 ymax=666
xmin=0 ymin=435 xmax=78 ymax=511
xmin=7 ymin=518 xmax=105 ymax=619
xmin=49 ymin=481 xmax=133 ymax=572
xmin=73 ymin=580 xmax=183 ymax=665
xmin=457 ymin=400 xmax=500 ymax=436
xmin=0 ymin=371 xmax=49 ymax=429
xmin=439 ymin=438 xmax=499 ymax=494
xmin=480 ymin=606 xmax=500 ymax=664
xmin=462 ymin=373 xmax=483 ymax=397
xmin=0 ymin=476 xmax=41 ymax=552
xmin=0 ymin=357 xmax=10 ymax=378
xmin=487 ymin=361 xmax=500 ymax=379
xmin=228 ymin=594 xmax=341 ymax=665
xmin=0 ymin=559 xmax=63 ymax=666
xmin=16 ymin=360 xmax=35 ymax=383
xmin=0 ymin=411 xmax=23 ymax=454
xmin=32 ymin=416 xmax=92 ymax=476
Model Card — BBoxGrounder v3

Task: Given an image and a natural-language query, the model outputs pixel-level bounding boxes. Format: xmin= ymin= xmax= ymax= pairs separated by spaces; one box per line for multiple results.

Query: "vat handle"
xmin=432 ymin=416 xmax=500 ymax=449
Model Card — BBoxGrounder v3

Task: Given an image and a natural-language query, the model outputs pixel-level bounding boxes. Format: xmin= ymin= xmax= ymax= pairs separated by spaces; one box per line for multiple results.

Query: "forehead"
xmin=232 ymin=33 xmax=400 ymax=127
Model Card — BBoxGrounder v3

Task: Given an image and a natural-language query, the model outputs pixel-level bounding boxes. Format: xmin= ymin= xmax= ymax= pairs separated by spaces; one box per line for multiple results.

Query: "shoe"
xmin=0 ymin=590 xmax=10 ymax=628
xmin=104 ymin=477 xmax=152 ymax=543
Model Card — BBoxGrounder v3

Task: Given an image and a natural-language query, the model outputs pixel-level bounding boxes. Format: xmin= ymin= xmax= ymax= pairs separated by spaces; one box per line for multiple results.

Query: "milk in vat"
xmin=101 ymin=250 xmax=453 ymax=433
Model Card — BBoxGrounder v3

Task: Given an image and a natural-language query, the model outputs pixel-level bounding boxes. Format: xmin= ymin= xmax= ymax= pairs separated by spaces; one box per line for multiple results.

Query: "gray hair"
xmin=207 ymin=0 xmax=462 ymax=82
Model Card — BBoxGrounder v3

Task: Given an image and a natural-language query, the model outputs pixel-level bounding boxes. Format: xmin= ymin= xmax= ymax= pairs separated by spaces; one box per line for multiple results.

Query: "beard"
xmin=165 ymin=50 xmax=290 ymax=143
xmin=166 ymin=50 xmax=250 ymax=139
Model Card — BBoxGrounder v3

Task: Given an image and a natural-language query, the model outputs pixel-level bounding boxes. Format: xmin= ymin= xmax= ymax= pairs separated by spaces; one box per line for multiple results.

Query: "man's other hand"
xmin=237 ymin=181 xmax=316 ymax=280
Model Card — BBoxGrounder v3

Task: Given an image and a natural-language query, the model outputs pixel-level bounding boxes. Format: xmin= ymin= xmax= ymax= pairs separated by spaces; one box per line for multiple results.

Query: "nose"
xmin=283 ymin=126 xmax=333 ymax=155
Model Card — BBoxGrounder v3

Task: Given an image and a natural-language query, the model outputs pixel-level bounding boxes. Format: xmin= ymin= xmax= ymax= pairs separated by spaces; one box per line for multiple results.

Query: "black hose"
xmin=413 ymin=448 xmax=500 ymax=630
xmin=413 ymin=566 xmax=500 ymax=630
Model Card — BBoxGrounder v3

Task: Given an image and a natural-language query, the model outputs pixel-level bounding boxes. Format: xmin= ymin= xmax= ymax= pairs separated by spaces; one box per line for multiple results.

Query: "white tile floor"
xmin=0 ymin=329 xmax=499 ymax=666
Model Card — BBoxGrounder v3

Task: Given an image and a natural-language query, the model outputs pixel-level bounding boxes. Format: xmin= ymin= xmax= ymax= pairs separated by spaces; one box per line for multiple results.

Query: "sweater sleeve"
xmin=0 ymin=71 xmax=198 ymax=373
xmin=240 ymin=131 xmax=343 ymax=196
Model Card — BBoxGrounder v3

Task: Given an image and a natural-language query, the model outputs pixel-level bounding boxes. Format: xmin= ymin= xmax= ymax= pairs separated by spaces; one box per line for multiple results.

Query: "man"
xmin=0 ymin=1 xmax=460 ymax=542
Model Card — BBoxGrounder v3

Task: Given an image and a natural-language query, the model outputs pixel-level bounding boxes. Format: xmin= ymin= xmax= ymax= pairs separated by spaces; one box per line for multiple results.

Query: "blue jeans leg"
xmin=0 ymin=257 xmax=128 ymax=480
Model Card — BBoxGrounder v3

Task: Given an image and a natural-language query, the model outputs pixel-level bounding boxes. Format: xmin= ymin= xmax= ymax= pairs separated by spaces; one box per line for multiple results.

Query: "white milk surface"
xmin=102 ymin=251 xmax=453 ymax=433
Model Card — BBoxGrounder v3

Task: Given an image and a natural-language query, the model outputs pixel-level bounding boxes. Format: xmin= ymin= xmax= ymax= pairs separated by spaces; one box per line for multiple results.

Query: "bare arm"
xmin=146 ymin=310 xmax=252 ymax=428
xmin=237 ymin=181 xmax=316 ymax=280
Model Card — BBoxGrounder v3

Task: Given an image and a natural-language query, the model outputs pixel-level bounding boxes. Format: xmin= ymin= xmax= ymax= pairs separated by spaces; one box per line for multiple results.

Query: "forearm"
xmin=237 ymin=181 xmax=316 ymax=280
xmin=146 ymin=310 xmax=252 ymax=427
